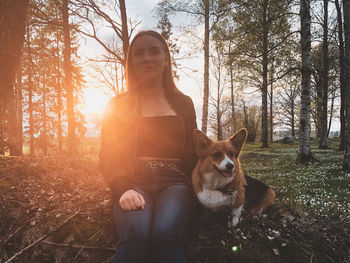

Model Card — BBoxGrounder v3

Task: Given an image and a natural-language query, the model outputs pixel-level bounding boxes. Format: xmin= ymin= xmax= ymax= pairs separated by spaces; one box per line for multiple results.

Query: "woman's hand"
xmin=119 ymin=189 xmax=146 ymax=211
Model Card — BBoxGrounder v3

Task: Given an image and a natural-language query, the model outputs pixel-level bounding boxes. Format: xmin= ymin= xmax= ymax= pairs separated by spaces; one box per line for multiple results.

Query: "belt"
xmin=135 ymin=158 xmax=191 ymax=184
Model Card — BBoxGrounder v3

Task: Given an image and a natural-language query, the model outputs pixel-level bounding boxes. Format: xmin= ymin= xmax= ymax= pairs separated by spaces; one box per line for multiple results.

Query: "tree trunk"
xmin=62 ymin=0 xmax=76 ymax=153
xmin=269 ymin=81 xmax=273 ymax=142
xmin=115 ymin=62 xmax=119 ymax=94
xmin=16 ymin=68 xmax=23 ymax=155
xmin=201 ymin=0 xmax=210 ymax=134
xmin=0 ymin=102 xmax=5 ymax=154
xmin=229 ymin=44 xmax=235 ymax=135
xmin=217 ymin=86 xmax=222 ymax=140
xmin=0 ymin=0 xmax=29 ymax=156
xmin=319 ymin=0 xmax=329 ymax=149
xmin=261 ymin=0 xmax=269 ymax=148
xmin=291 ymin=102 xmax=295 ymax=139
xmin=342 ymin=0 xmax=350 ymax=171
xmin=7 ymin=90 xmax=20 ymax=155
xmin=119 ymin=0 xmax=129 ymax=65
xmin=43 ymin=73 xmax=48 ymax=156
xmin=327 ymin=87 xmax=335 ymax=137
xmin=26 ymin=30 xmax=35 ymax=156
xmin=297 ymin=0 xmax=315 ymax=163
xmin=56 ymin=29 xmax=63 ymax=154
xmin=121 ymin=65 xmax=125 ymax=93
xmin=335 ymin=0 xmax=346 ymax=150
xmin=315 ymin=85 xmax=322 ymax=138
xmin=217 ymin=55 xmax=222 ymax=140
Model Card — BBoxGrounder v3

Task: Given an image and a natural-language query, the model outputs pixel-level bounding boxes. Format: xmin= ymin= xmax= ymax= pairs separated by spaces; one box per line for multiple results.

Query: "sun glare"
xmin=82 ymin=88 xmax=110 ymax=115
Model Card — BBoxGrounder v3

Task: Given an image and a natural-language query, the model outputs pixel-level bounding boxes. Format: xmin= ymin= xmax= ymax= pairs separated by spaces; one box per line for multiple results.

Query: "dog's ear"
xmin=228 ymin=128 xmax=247 ymax=156
xmin=193 ymin=129 xmax=212 ymax=158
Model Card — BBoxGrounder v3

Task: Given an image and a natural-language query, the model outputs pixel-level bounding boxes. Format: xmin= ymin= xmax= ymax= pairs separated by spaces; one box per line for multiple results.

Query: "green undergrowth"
xmin=240 ymin=137 xmax=350 ymax=222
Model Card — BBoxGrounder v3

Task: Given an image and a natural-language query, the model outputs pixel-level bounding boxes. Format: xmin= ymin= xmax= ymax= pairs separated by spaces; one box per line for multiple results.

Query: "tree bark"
xmin=297 ymin=0 xmax=315 ymax=163
xmin=43 ymin=73 xmax=48 ymax=156
xmin=291 ymin=101 xmax=295 ymax=139
xmin=216 ymin=53 xmax=222 ymax=140
xmin=119 ymin=0 xmax=129 ymax=64
xmin=0 ymin=0 xmax=29 ymax=156
xmin=319 ymin=0 xmax=329 ymax=149
xmin=62 ymin=0 xmax=76 ymax=153
xmin=269 ymin=78 xmax=273 ymax=142
xmin=56 ymin=29 xmax=63 ymax=154
xmin=201 ymin=0 xmax=210 ymax=134
xmin=228 ymin=44 xmax=235 ymax=135
xmin=327 ymin=87 xmax=335 ymax=137
xmin=16 ymin=67 xmax=23 ymax=156
xmin=335 ymin=0 xmax=346 ymax=150
xmin=261 ymin=0 xmax=269 ymax=148
xmin=26 ymin=29 xmax=35 ymax=156
xmin=342 ymin=0 xmax=350 ymax=171
xmin=230 ymin=64 xmax=235 ymax=135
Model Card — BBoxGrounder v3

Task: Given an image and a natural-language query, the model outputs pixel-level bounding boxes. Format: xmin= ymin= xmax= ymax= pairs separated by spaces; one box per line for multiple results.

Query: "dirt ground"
xmin=0 ymin=156 xmax=349 ymax=263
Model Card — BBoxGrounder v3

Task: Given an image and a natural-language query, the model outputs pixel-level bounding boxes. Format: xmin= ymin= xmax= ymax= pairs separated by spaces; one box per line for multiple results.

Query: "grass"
xmin=240 ymin=137 xmax=350 ymax=222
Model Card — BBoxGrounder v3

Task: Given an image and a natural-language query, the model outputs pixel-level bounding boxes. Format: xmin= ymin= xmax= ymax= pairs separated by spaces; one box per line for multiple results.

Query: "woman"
xmin=99 ymin=30 xmax=198 ymax=263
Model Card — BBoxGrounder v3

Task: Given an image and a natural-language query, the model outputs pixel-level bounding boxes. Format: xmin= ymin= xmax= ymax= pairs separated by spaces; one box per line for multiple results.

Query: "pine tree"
xmin=157 ymin=13 xmax=180 ymax=79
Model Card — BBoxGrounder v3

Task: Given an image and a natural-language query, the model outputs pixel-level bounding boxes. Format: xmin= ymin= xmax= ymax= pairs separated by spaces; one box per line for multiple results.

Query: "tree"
xmin=208 ymin=42 xmax=228 ymax=140
xmin=335 ymin=0 xmax=346 ymax=150
xmin=71 ymin=0 xmax=136 ymax=96
xmin=220 ymin=0 xmax=295 ymax=148
xmin=276 ymin=74 xmax=300 ymax=139
xmin=62 ymin=0 xmax=76 ymax=153
xmin=319 ymin=0 xmax=329 ymax=149
xmin=297 ymin=0 xmax=315 ymax=163
xmin=228 ymin=40 xmax=236 ymax=134
xmin=212 ymin=20 xmax=237 ymax=135
xmin=236 ymin=96 xmax=261 ymax=143
xmin=342 ymin=0 xmax=350 ymax=171
xmin=0 ymin=0 xmax=29 ymax=156
xmin=20 ymin=0 xmax=86 ymax=155
xmin=310 ymin=42 xmax=339 ymax=141
xmin=157 ymin=12 xmax=180 ymax=79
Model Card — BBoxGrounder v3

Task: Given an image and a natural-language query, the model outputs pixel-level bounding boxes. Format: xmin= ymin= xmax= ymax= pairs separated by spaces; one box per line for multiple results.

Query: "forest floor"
xmin=1 ymin=138 xmax=350 ymax=263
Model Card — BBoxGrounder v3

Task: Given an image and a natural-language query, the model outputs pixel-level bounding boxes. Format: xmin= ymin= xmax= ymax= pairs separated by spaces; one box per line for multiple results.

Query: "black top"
xmin=136 ymin=116 xmax=185 ymax=159
xmin=99 ymin=92 xmax=198 ymax=199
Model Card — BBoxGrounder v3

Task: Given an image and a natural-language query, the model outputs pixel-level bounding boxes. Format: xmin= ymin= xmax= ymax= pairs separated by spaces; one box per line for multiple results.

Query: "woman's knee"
xmin=113 ymin=201 xmax=153 ymax=246
xmin=152 ymin=223 xmax=182 ymax=246
xmin=119 ymin=223 xmax=151 ymax=246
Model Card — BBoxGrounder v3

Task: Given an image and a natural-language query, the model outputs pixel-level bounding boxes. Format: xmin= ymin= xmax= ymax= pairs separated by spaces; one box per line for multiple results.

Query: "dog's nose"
xmin=226 ymin=163 xmax=234 ymax=171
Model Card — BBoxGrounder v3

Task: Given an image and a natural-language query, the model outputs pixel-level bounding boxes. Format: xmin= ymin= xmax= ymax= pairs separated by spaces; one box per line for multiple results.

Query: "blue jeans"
xmin=112 ymin=170 xmax=195 ymax=263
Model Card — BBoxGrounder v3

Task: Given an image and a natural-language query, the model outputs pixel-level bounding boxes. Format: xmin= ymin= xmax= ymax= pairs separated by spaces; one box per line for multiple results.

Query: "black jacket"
xmin=99 ymin=91 xmax=198 ymax=199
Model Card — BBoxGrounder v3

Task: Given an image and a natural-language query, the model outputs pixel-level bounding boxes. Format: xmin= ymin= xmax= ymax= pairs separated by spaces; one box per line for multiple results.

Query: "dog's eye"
xmin=228 ymin=150 xmax=235 ymax=157
xmin=212 ymin=151 xmax=222 ymax=159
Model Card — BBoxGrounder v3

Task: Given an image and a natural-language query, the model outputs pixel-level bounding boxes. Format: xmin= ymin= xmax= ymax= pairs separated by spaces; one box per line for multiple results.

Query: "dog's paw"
xmin=231 ymin=216 xmax=240 ymax=227
xmin=227 ymin=215 xmax=240 ymax=228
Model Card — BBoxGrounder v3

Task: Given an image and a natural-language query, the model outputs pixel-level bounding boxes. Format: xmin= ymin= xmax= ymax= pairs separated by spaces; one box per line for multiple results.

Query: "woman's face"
xmin=130 ymin=34 xmax=169 ymax=83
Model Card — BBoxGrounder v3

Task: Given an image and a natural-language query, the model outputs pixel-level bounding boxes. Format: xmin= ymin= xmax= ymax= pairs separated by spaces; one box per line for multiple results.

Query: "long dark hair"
xmin=122 ymin=30 xmax=183 ymax=117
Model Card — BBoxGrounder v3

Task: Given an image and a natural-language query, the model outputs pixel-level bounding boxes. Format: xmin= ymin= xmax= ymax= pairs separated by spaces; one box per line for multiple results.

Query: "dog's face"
xmin=193 ymin=129 xmax=247 ymax=186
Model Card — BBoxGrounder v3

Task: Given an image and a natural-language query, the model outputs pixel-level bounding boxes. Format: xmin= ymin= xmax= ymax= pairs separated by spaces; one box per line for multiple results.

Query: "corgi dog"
xmin=192 ymin=128 xmax=275 ymax=227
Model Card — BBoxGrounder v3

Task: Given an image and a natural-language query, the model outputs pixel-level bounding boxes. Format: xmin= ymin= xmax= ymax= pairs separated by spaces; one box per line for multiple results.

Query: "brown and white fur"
xmin=192 ymin=128 xmax=275 ymax=227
